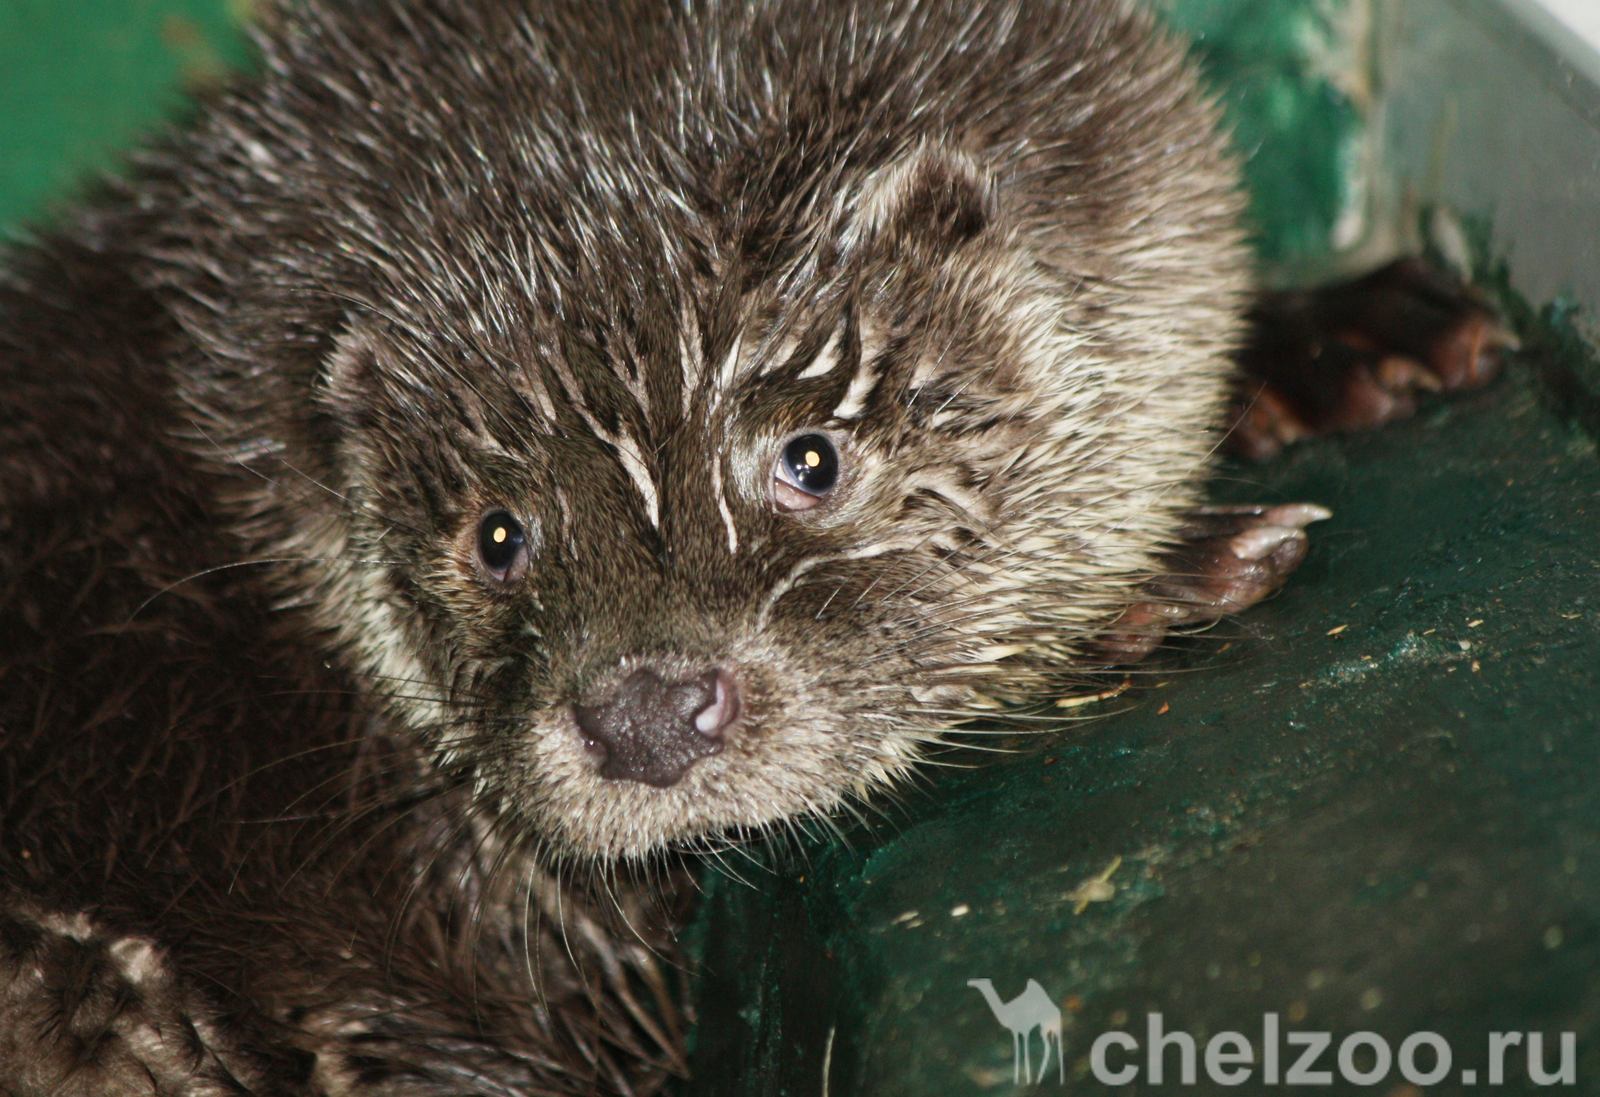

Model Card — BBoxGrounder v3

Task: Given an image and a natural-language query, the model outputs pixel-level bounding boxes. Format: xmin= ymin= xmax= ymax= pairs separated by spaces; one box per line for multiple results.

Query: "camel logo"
xmin=968 ymin=977 xmax=1065 ymax=1084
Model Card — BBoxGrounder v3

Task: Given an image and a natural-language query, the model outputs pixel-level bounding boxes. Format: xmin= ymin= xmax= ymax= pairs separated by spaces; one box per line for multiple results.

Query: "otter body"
xmin=0 ymin=0 xmax=1442 ymax=1091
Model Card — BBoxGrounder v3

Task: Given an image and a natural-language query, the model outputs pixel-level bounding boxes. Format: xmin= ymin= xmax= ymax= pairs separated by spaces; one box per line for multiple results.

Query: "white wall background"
xmin=1389 ymin=0 xmax=1600 ymax=329
xmin=1520 ymin=0 xmax=1600 ymax=82
xmin=1531 ymin=0 xmax=1600 ymax=49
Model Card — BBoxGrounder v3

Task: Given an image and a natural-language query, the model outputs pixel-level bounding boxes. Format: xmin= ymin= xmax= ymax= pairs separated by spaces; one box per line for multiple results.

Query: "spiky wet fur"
xmin=1 ymin=0 xmax=1246 ymax=1090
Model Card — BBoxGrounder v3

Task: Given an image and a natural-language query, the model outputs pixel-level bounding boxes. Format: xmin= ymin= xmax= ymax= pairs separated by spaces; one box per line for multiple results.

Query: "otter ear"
xmin=845 ymin=142 xmax=999 ymax=252
xmin=319 ymin=325 xmax=445 ymax=436
xmin=315 ymin=325 xmax=479 ymax=522
xmin=319 ymin=324 xmax=510 ymax=462
xmin=319 ymin=326 xmax=388 ymax=434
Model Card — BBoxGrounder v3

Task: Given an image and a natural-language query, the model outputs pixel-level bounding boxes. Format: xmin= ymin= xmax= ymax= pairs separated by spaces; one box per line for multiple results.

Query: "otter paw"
xmin=0 ymin=901 xmax=261 ymax=1096
xmin=1230 ymin=257 xmax=1516 ymax=461
xmin=1098 ymin=503 xmax=1331 ymax=664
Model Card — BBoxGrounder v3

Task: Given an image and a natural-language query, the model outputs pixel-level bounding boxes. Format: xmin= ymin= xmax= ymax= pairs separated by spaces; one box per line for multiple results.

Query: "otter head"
xmin=269 ymin=128 xmax=1243 ymax=863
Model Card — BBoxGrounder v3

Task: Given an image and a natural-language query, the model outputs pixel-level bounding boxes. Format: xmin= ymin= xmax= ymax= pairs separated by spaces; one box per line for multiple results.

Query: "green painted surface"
xmin=0 ymin=0 xmax=246 ymax=234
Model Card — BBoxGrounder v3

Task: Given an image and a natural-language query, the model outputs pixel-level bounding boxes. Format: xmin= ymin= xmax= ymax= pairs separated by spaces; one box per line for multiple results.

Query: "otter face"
xmin=317 ymin=300 xmax=1016 ymax=861
xmin=150 ymin=0 xmax=1246 ymax=865
xmin=297 ymin=144 xmax=1239 ymax=865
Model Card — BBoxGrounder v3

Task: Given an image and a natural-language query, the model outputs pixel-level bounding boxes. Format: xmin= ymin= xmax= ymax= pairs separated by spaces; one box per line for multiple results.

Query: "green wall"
xmin=0 ymin=0 xmax=248 ymax=233
xmin=1156 ymin=0 xmax=1367 ymax=266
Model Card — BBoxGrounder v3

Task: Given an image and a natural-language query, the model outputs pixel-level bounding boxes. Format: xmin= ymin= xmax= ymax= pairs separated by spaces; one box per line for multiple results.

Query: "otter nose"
xmin=573 ymin=668 xmax=739 ymax=787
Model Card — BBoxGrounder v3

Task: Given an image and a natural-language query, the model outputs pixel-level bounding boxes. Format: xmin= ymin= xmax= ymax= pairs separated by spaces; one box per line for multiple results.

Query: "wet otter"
xmin=0 ymin=0 xmax=1502 ymax=1091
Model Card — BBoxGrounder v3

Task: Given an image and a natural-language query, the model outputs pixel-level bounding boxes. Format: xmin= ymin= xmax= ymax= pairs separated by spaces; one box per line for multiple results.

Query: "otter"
xmin=0 ymin=0 xmax=1504 ymax=1092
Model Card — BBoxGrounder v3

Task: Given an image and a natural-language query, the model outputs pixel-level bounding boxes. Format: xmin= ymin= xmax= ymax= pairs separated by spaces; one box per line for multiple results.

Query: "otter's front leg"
xmin=0 ymin=898 xmax=271 ymax=1096
xmin=1101 ymin=257 xmax=1512 ymax=664
xmin=1097 ymin=503 xmax=1331 ymax=664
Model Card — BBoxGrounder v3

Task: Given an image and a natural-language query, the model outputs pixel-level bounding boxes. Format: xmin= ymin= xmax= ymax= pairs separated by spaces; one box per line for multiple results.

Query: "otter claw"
xmin=1261 ymin=502 xmax=1334 ymax=527
xmin=1229 ymin=524 xmax=1305 ymax=563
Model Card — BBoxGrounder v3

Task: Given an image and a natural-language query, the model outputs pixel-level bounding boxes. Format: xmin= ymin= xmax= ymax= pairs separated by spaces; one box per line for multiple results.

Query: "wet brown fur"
xmin=1 ymin=0 xmax=1249 ymax=1090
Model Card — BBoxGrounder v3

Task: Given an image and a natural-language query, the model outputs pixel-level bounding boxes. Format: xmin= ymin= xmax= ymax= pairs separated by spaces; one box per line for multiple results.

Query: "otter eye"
xmin=773 ymin=433 xmax=840 ymax=512
xmin=477 ymin=510 xmax=529 ymax=581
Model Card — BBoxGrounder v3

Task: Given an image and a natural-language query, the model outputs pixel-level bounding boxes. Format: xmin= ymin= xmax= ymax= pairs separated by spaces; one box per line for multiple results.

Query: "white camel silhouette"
xmin=968 ymin=977 xmax=1064 ymax=1084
